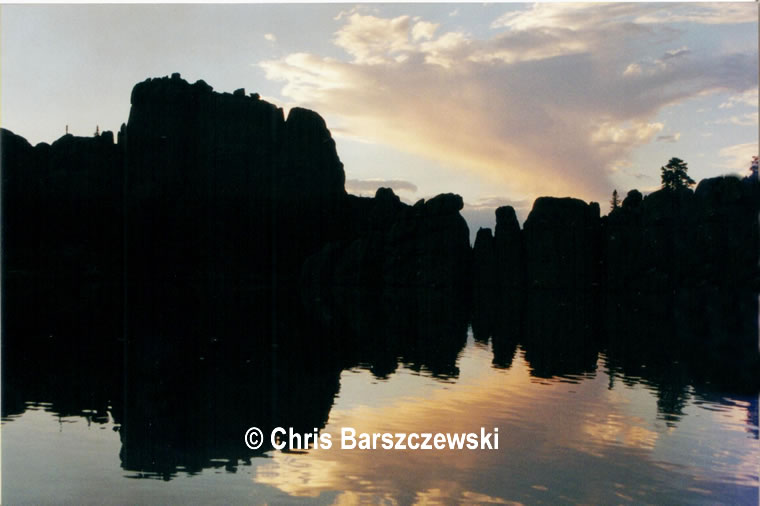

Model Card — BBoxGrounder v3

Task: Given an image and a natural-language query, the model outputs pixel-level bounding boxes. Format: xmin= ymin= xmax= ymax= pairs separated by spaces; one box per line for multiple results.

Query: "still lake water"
xmin=3 ymin=330 xmax=758 ymax=505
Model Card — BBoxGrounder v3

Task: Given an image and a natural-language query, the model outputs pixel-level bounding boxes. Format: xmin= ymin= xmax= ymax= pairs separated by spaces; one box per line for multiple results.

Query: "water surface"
xmin=3 ymin=332 xmax=758 ymax=504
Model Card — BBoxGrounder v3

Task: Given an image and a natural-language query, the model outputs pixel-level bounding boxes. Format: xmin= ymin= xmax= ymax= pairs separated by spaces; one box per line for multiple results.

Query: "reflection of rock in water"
xmin=303 ymin=287 xmax=469 ymax=380
xmin=2 ymin=285 xmax=346 ymax=479
xmin=118 ymin=290 xmax=343 ymax=478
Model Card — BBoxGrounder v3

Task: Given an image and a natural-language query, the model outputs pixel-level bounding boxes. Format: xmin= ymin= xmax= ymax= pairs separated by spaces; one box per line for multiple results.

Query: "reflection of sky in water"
xmin=254 ymin=336 xmax=758 ymax=504
xmin=3 ymin=334 xmax=758 ymax=504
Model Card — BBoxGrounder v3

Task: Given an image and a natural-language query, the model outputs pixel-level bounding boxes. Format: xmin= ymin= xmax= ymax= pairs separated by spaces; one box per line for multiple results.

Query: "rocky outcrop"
xmin=2 ymin=128 xmax=123 ymax=278
xmin=303 ymin=189 xmax=471 ymax=290
xmin=3 ymin=74 xmax=475 ymax=343
xmin=2 ymin=128 xmax=124 ymax=342
xmin=125 ymin=74 xmax=346 ymax=288
xmin=493 ymin=206 xmax=524 ymax=291
xmin=604 ymin=179 xmax=758 ymax=308
xmin=472 ymin=228 xmax=496 ymax=291
xmin=603 ymin=177 xmax=760 ymax=386
xmin=2 ymin=73 xmax=758 ymax=387
xmin=384 ymin=193 xmax=471 ymax=288
xmin=523 ymin=197 xmax=601 ymax=291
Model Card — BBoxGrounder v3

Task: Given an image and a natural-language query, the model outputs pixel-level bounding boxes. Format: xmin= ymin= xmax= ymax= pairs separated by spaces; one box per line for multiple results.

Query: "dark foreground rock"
xmin=302 ymin=189 xmax=471 ymax=290
xmin=1 ymin=74 xmax=758 ymax=389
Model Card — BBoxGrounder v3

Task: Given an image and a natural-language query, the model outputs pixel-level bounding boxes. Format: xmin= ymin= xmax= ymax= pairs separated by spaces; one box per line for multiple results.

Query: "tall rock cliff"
xmin=124 ymin=74 xmax=346 ymax=287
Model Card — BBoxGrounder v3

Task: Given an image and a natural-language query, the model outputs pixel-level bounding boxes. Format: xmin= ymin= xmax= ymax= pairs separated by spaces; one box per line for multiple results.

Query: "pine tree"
xmin=610 ymin=189 xmax=620 ymax=211
xmin=660 ymin=157 xmax=695 ymax=191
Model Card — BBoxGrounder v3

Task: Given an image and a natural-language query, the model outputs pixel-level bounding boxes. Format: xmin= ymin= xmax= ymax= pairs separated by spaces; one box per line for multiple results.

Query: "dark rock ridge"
xmin=302 ymin=190 xmax=471 ymax=290
xmin=2 ymin=129 xmax=124 ymax=341
xmin=3 ymin=129 xmax=122 ymax=279
xmin=2 ymin=74 xmax=472 ymax=342
xmin=470 ymin=180 xmax=760 ymax=388
xmin=2 ymin=73 xmax=759 ymax=387
xmin=125 ymin=74 xmax=345 ymax=287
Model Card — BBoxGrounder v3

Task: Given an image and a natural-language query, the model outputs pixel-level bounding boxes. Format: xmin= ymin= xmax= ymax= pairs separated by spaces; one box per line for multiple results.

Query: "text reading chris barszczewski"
xmin=244 ymin=426 xmax=500 ymax=451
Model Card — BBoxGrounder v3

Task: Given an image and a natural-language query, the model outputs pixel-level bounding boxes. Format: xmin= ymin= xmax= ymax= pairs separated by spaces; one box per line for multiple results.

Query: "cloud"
xmin=714 ymin=112 xmax=759 ymax=127
xmin=492 ymin=2 xmax=755 ymax=30
xmin=623 ymin=46 xmax=693 ymax=77
xmin=656 ymin=132 xmax=681 ymax=143
xmin=718 ymin=142 xmax=758 ymax=170
xmin=264 ymin=33 xmax=276 ymax=42
xmin=345 ymin=178 xmax=418 ymax=195
xmin=491 ymin=3 xmax=646 ymax=31
xmin=719 ymin=88 xmax=758 ymax=109
xmin=661 ymin=46 xmax=690 ymax=61
xmin=261 ymin=5 xmax=757 ymax=202
xmin=412 ymin=21 xmax=439 ymax=41
xmin=592 ymin=122 xmax=664 ymax=145
xmin=465 ymin=196 xmax=531 ymax=211
xmin=334 ymin=13 xmax=414 ymax=64
xmin=633 ymin=4 xmax=757 ymax=25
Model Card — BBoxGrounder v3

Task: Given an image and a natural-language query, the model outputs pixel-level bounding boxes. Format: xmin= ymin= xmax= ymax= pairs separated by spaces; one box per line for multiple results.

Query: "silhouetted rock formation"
xmin=2 ymin=128 xmax=124 ymax=343
xmin=473 ymin=228 xmax=496 ymax=291
xmin=303 ymin=189 xmax=471 ymax=290
xmin=471 ymin=182 xmax=759 ymax=386
xmin=494 ymin=206 xmax=524 ymax=292
xmin=3 ymin=71 xmax=760 ymax=479
xmin=2 ymin=74 xmax=758 ymax=392
xmin=121 ymin=75 xmax=356 ymax=339
xmin=524 ymin=197 xmax=602 ymax=291
xmin=2 ymin=128 xmax=123 ymax=279
xmin=3 ymin=74 xmax=475 ymax=350
xmin=604 ymin=177 xmax=760 ymax=387
xmin=125 ymin=75 xmax=345 ymax=290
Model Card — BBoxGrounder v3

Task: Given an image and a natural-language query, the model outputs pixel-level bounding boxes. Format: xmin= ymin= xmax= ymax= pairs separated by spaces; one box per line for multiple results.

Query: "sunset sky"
xmin=2 ymin=3 xmax=757 ymax=233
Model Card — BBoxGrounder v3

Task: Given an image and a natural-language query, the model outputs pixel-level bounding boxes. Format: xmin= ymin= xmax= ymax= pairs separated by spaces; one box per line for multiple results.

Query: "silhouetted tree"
xmin=94 ymin=125 xmax=100 ymax=137
xmin=660 ymin=157 xmax=694 ymax=191
xmin=610 ymin=189 xmax=620 ymax=211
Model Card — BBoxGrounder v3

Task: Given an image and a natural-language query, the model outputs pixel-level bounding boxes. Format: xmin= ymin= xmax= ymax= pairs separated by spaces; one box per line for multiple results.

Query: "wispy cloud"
xmin=718 ymin=142 xmax=758 ymax=171
xmin=656 ymin=132 xmax=681 ymax=143
xmin=345 ymin=178 xmax=418 ymax=195
xmin=261 ymin=5 xmax=757 ymax=202
xmin=713 ymin=112 xmax=759 ymax=127
xmin=633 ymin=4 xmax=756 ymax=25
xmin=491 ymin=3 xmax=754 ymax=32
xmin=719 ymin=88 xmax=758 ymax=109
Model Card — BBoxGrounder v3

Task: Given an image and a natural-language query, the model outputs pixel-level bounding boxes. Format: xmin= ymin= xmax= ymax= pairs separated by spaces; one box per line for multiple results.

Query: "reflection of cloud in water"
xmin=331 ymin=491 xmax=400 ymax=505
xmin=255 ymin=455 xmax=340 ymax=497
xmin=255 ymin=346 xmax=727 ymax=502
xmin=252 ymin=340 xmax=759 ymax=503
xmin=460 ymin=490 xmax=518 ymax=504
xmin=580 ymin=413 xmax=658 ymax=456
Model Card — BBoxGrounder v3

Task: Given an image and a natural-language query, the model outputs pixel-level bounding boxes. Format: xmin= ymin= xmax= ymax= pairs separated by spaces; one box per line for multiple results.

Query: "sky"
xmin=1 ymin=3 xmax=757 ymax=235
